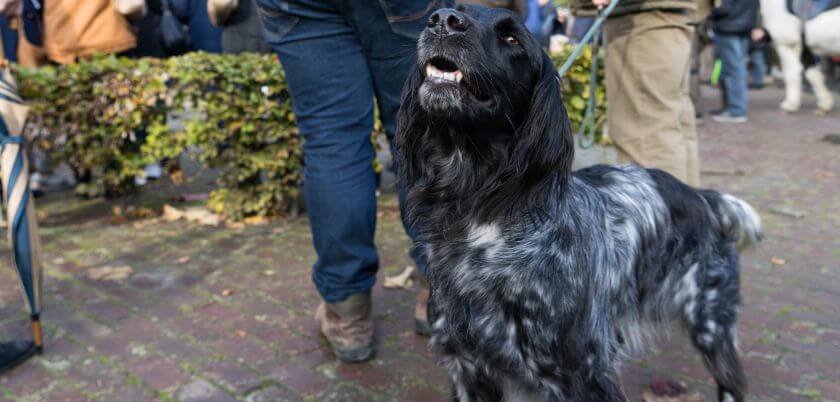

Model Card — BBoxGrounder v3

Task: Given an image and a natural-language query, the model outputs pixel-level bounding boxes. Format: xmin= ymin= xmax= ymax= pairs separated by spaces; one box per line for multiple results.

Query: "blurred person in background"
xmin=171 ymin=0 xmax=222 ymax=53
xmin=122 ymin=0 xmax=170 ymax=58
xmin=256 ymin=0 xmax=449 ymax=363
xmin=0 ymin=14 xmax=17 ymax=63
xmin=709 ymin=0 xmax=758 ymax=123
xmin=748 ymin=26 xmax=769 ymax=89
xmin=208 ymin=0 xmax=271 ymax=54
xmin=524 ymin=0 xmax=571 ymax=48
xmin=41 ymin=0 xmax=137 ymax=64
xmin=569 ymin=14 xmax=595 ymax=43
xmin=572 ymin=0 xmax=701 ymax=186
xmin=458 ymin=0 xmax=526 ymax=16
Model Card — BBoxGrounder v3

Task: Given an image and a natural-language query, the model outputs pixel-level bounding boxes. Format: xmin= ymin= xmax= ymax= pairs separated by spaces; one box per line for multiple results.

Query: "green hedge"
xmin=551 ymin=44 xmax=607 ymax=140
xmin=13 ymin=48 xmax=603 ymax=220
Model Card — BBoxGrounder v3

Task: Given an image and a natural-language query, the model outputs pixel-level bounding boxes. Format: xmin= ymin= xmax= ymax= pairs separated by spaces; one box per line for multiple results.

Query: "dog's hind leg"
xmin=680 ymin=258 xmax=747 ymax=402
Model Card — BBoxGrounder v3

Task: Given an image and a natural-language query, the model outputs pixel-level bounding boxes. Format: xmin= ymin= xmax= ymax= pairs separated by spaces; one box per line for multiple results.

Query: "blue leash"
xmin=557 ymin=0 xmax=618 ymax=148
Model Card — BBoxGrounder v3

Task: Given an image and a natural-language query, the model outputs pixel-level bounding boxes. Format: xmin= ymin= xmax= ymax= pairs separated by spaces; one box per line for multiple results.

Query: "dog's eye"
xmin=503 ymin=35 xmax=520 ymax=46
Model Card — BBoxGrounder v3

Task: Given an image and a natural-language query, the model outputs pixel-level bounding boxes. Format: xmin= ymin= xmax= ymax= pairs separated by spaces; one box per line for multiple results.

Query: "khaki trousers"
xmin=604 ymin=11 xmax=700 ymax=186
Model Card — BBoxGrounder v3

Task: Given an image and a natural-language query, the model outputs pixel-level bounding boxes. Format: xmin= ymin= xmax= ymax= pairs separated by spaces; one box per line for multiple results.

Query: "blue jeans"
xmin=257 ymin=0 xmax=445 ymax=303
xmin=715 ymin=33 xmax=749 ymax=117
xmin=749 ymin=47 xmax=766 ymax=87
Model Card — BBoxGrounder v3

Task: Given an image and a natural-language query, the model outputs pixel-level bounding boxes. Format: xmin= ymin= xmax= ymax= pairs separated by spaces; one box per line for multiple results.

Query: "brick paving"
xmin=0 ymin=87 xmax=838 ymax=401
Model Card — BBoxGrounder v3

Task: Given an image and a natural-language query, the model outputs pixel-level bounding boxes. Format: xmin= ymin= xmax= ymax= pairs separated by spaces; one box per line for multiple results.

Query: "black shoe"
xmin=0 ymin=340 xmax=39 ymax=374
xmin=748 ymin=83 xmax=765 ymax=90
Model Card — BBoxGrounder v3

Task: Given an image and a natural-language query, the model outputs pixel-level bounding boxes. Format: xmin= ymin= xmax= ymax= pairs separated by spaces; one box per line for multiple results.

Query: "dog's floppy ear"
xmin=487 ymin=52 xmax=574 ymax=219
xmin=395 ymin=65 xmax=429 ymax=189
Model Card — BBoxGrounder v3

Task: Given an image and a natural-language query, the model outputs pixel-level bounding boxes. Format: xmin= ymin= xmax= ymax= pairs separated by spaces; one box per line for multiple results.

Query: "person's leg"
xmin=342 ymin=1 xmax=431 ymax=275
xmin=258 ymin=1 xmax=378 ymax=304
xmin=731 ymin=36 xmax=749 ymax=115
xmin=258 ymin=0 xmax=382 ymax=362
xmin=689 ymin=25 xmax=704 ymax=118
xmin=716 ymin=34 xmax=748 ymax=117
xmin=343 ymin=0 xmax=442 ymax=335
xmin=604 ymin=11 xmax=698 ymax=185
xmin=749 ymin=47 xmax=766 ymax=87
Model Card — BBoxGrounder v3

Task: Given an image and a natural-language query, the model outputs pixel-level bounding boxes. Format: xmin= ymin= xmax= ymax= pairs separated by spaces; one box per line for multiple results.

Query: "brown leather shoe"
xmin=315 ymin=292 xmax=375 ymax=363
xmin=414 ymin=273 xmax=432 ymax=336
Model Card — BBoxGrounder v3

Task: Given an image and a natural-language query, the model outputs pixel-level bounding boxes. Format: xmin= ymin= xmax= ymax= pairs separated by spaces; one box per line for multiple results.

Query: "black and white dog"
xmin=396 ymin=5 xmax=761 ymax=402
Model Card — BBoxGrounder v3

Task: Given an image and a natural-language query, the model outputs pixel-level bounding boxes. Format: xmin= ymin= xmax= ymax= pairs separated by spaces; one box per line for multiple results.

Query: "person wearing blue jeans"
xmin=748 ymin=27 xmax=768 ymax=89
xmin=256 ymin=0 xmax=448 ymax=363
xmin=710 ymin=0 xmax=758 ymax=123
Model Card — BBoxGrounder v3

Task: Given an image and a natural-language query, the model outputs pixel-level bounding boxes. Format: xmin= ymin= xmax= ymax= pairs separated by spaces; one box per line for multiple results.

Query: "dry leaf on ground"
xmin=177 ymin=256 xmax=190 ymax=264
xmin=184 ymin=207 xmax=221 ymax=226
xmin=162 ymin=204 xmax=221 ymax=226
xmin=221 ymin=289 xmax=234 ymax=297
xmin=770 ymin=257 xmax=786 ymax=266
xmin=162 ymin=204 xmax=185 ymax=222
xmin=642 ymin=380 xmax=702 ymax=402
xmin=86 ymin=265 xmax=134 ymax=281
xmin=243 ymin=216 xmax=269 ymax=226
xmin=384 ymin=266 xmax=415 ymax=290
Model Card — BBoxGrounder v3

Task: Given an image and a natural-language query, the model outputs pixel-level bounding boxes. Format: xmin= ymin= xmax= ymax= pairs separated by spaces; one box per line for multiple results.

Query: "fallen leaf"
xmin=169 ymin=170 xmax=184 ymax=186
xmin=177 ymin=256 xmax=190 ymax=264
xmin=132 ymin=218 xmax=159 ymax=229
xmin=184 ymin=207 xmax=221 ymax=226
xmin=642 ymin=380 xmax=702 ymax=402
xmin=87 ymin=265 xmax=134 ymax=281
xmin=263 ymin=270 xmax=276 ymax=276
xmin=243 ymin=216 xmax=269 ymax=226
xmin=384 ymin=266 xmax=415 ymax=290
xmin=126 ymin=207 xmax=157 ymax=220
xmin=767 ymin=206 xmax=806 ymax=219
xmin=770 ymin=257 xmax=786 ymax=266
xmin=162 ymin=205 xmax=222 ymax=226
xmin=162 ymin=204 xmax=185 ymax=222
xmin=221 ymin=289 xmax=234 ymax=297
xmin=234 ymin=330 xmax=247 ymax=338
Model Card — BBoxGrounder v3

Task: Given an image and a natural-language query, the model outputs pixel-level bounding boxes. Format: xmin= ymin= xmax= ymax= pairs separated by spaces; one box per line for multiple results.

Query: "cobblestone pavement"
xmin=0 ymin=88 xmax=838 ymax=402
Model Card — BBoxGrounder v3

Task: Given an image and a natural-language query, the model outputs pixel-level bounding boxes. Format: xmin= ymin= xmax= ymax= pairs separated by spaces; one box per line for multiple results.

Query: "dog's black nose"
xmin=427 ymin=8 xmax=468 ymax=34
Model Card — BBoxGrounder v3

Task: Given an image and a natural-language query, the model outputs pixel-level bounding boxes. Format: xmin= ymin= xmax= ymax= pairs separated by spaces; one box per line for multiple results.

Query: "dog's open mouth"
xmin=422 ymin=55 xmax=492 ymax=107
xmin=425 ymin=56 xmax=463 ymax=84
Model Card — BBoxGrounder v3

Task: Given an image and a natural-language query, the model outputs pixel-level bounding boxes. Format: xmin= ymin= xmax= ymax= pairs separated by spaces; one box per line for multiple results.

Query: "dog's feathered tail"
xmin=703 ymin=191 xmax=763 ymax=251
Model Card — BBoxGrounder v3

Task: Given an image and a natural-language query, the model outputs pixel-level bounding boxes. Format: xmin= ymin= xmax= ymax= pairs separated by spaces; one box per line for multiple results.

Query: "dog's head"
xmin=398 ymin=5 xmax=573 ymax=221
xmin=415 ymin=5 xmax=546 ymax=120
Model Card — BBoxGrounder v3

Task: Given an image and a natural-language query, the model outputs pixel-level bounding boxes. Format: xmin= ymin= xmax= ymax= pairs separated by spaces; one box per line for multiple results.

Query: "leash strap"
xmin=557 ymin=1 xmax=618 ymax=149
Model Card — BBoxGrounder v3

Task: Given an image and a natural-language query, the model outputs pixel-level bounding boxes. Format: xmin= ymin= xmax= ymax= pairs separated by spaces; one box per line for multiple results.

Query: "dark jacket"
xmin=710 ymin=0 xmax=758 ymax=35
xmin=123 ymin=0 xmax=169 ymax=58
xmin=170 ymin=0 xmax=222 ymax=52
xmin=221 ymin=0 xmax=271 ymax=54
xmin=570 ymin=0 xmax=697 ymax=17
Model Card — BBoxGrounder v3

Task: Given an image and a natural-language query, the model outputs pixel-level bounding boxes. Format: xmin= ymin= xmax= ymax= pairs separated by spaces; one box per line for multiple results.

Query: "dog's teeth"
xmin=426 ymin=64 xmax=463 ymax=83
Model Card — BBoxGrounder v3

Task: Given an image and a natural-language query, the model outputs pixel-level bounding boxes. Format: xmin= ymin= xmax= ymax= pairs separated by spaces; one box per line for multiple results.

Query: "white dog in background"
xmin=761 ymin=0 xmax=840 ymax=113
